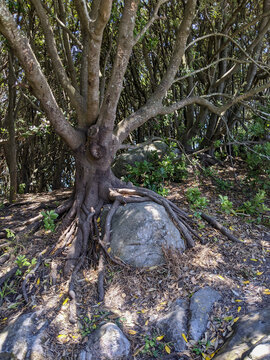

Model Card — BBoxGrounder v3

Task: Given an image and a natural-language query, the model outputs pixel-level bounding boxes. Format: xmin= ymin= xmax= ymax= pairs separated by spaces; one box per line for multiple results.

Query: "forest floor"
xmin=0 ymin=160 xmax=270 ymax=359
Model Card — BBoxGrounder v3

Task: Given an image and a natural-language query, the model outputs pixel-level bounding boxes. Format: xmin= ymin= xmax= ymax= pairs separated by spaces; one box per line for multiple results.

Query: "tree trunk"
xmin=3 ymin=50 xmax=17 ymax=203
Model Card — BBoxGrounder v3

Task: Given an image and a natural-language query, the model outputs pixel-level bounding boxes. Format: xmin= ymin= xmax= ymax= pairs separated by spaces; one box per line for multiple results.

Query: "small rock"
xmin=215 ymin=308 xmax=270 ymax=360
xmin=78 ymin=323 xmax=130 ymax=360
xmin=156 ymin=299 xmax=189 ymax=351
xmin=189 ymin=287 xmax=221 ymax=341
xmin=109 ymin=202 xmax=186 ymax=267
xmin=0 ymin=312 xmax=49 ymax=360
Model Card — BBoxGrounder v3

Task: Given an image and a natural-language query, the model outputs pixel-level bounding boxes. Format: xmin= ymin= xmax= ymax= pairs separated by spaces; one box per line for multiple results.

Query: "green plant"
xmin=41 ymin=210 xmax=59 ymax=231
xmin=0 ymin=281 xmax=16 ymax=304
xmin=214 ymin=177 xmax=232 ymax=191
xmin=219 ymin=195 xmax=235 ymax=215
xmin=124 ymin=146 xmax=187 ymax=195
xmin=141 ymin=334 xmax=171 ymax=358
xmin=15 ymin=255 xmax=37 ymax=276
xmin=239 ymin=190 xmax=270 ymax=224
xmin=18 ymin=183 xmax=26 ymax=194
xmin=186 ymin=187 xmax=209 ymax=211
xmin=5 ymin=228 xmax=15 ymax=239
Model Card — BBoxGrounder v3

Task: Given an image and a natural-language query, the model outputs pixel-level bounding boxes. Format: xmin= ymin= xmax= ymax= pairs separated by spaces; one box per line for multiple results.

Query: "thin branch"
xmin=30 ymin=0 xmax=85 ymax=121
xmin=174 ymin=57 xmax=252 ymax=83
xmin=42 ymin=3 xmax=82 ymax=48
xmin=133 ymin=0 xmax=169 ymax=44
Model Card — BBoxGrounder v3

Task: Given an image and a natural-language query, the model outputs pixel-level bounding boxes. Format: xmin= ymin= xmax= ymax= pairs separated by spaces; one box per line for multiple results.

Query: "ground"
xmin=0 ymin=161 xmax=270 ymax=359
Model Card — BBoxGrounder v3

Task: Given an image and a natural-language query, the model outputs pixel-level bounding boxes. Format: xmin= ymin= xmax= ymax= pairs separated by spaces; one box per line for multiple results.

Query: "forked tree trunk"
xmin=60 ymin=127 xmax=124 ymax=275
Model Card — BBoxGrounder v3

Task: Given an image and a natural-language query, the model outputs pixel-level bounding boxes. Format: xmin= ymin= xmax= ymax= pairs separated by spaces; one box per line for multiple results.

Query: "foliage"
xmin=5 ymin=228 xmax=15 ymax=239
xmin=240 ymin=190 xmax=270 ymax=219
xmin=219 ymin=195 xmax=235 ymax=215
xmin=140 ymin=334 xmax=171 ymax=358
xmin=41 ymin=210 xmax=59 ymax=232
xmin=214 ymin=178 xmax=233 ymax=192
xmin=15 ymin=255 xmax=37 ymax=276
xmin=18 ymin=183 xmax=26 ymax=194
xmin=124 ymin=147 xmax=187 ymax=195
xmin=186 ymin=187 xmax=209 ymax=211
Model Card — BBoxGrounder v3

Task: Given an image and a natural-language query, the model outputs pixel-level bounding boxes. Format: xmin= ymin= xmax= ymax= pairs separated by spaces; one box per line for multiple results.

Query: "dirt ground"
xmin=0 ymin=162 xmax=270 ymax=359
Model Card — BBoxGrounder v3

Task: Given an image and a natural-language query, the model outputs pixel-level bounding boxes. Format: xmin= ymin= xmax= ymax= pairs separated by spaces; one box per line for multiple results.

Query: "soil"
xmin=0 ymin=161 xmax=269 ymax=359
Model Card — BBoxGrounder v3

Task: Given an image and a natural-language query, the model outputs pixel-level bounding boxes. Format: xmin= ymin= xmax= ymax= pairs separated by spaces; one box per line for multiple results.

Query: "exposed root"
xmin=97 ymin=200 xmax=120 ymax=302
xmin=201 ymin=212 xmax=242 ymax=243
xmin=110 ymin=186 xmax=241 ymax=245
xmin=110 ymin=187 xmax=198 ymax=248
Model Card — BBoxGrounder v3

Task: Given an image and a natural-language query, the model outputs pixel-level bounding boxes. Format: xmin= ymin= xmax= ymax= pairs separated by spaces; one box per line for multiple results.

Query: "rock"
xmin=245 ymin=336 xmax=270 ymax=360
xmin=0 ymin=312 xmax=49 ymax=360
xmin=78 ymin=323 xmax=130 ymax=360
xmin=215 ymin=307 xmax=270 ymax=360
xmin=112 ymin=140 xmax=168 ymax=178
xmin=189 ymin=287 xmax=221 ymax=342
xmin=109 ymin=202 xmax=186 ymax=267
xmin=156 ymin=299 xmax=189 ymax=351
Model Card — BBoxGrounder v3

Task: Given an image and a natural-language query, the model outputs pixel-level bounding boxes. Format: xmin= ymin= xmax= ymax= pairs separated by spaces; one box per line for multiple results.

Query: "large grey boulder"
xmin=189 ymin=287 xmax=221 ymax=342
xmin=0 ymin=312 xmax=50 ymax=360
xmin=112 ymin=140 xmax=169 ymax=178
xmin=215 ymin=307 xmax=270 ymax=360
xmin=109 ymin=202 xmax=186 ymax=267
xmin=78 ymin=323 xmax=130 ymax=360
xmin=156 ymin=299 xmax=189 ymax=351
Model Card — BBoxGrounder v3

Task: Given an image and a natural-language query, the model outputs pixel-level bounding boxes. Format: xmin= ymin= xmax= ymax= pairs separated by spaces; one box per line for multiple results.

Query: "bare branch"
xmin=133 ymin=0 xmax=169 ymax=44
xmin=30 ymin=0 xmax=85 ymax=122
xmin=42 ymin=3 xmax=82 ymax=48
xmin=174 ymin=57 xmax=253 ymax=83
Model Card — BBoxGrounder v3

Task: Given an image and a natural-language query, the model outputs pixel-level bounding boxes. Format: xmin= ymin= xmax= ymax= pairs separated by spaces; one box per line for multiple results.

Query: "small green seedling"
xmin=41 ymin=210 xmax=59 ymax=232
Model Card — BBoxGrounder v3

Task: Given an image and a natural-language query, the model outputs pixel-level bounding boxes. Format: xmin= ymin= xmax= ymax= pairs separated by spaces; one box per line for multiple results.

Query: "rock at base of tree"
xmin=156 ymin=299 xmax=189 ymax=352
xmin=112 ymin=140 xmax=169 ymax=178
xmin=189 ymin=287 xmax=221 ymax=342
xmin=78 ymin=323 xmax=130 ymax=360
xmin=214 ymin=307 xmax=270 ymax=360
xmin=0 ymin=312 xmax=50 ymax=360
xmin=110 ymin=202 xmax=186 ymax=267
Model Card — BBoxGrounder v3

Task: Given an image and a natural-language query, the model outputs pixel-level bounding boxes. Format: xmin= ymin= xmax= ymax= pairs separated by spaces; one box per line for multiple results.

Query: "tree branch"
xmin=86 ymin=0 xmax=113 ymax=125
xmin=0 ymin=0 xmax=83 ymax=150
xmin=97 ymin=0 xmax=140 ymax=129
xmin=30 ymin=0 xmax=85 ymax=123
xmin=133 ymin=0 xmax=169 ymax=45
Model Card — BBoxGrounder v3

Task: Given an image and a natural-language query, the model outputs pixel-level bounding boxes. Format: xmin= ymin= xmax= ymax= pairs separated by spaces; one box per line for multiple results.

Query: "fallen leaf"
xmin=256 ymin=271 xmax=263 ymax=276
xmin=235 ymin=299 xmax=242 ymax=302
xmin=128 ymin=330 xmax=137 ymax=335
xmin=242 ymin=281 xmax=250 ymax=284
xmin=234 ymin=317 xmax=239 ymax=323
xmin=250 ymin=258 xmax=257 ymax=261
xmin=182 ymin=333 xmax=188 ymax=343
xmin=237 ymin=306 xmax=241 ymax=313
xmin=165 ymin=345 xmax=171 ymax=354
xmin=218 ymin=275 xmax=225 ymax=280
xmin=62 ymin=298 xmax=69 ymax=306
xmin=145 ymin=320 xmax=149 ymax=326
xmin=156 ymin=335 xmax=164 ymax=341
xmin=36 ymin=278 xmax=40 ymax=285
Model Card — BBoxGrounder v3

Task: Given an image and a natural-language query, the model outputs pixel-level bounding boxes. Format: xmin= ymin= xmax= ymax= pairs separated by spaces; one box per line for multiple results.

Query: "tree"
xmin=0 ymin=0 xmax=269 ymax=281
